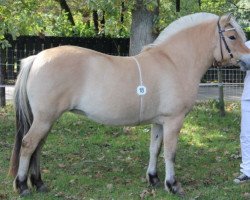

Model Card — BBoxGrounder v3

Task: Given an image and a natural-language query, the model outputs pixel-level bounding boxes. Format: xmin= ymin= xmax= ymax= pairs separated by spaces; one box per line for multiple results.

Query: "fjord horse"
xmin=9 ymin=13 xmax=250 ymax=196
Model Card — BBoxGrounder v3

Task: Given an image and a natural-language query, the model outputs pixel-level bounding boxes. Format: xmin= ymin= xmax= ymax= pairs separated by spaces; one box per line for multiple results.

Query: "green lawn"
xmin=0 ymin=101 xmax=250 ymax=200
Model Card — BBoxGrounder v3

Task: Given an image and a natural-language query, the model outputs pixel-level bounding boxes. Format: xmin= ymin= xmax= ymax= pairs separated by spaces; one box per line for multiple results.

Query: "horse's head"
xmin=213 ymin=14 xmax=250 ymax=69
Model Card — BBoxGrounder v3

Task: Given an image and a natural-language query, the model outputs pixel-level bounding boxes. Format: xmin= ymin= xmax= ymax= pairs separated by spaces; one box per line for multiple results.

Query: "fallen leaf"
xmin=123 ymin=127 xmax=134 ymax=134
xmin=42 ymin=169 xmax=50 ymax=173
xmin=55 ymin=192 xmax=65 ymax=197
xmin=107 ymin=183 xmax=113 ymax=190
xmin=112 ymin=132 xmax=119 ymax=136
xmin=139 ymin=189 xmax=156 ymax=200
xmin=140 ymin=189 xmax=150 ymax=200
xmin=141 ymin=177 xmax=147 ymax=183
xmin=58 ymin=163 xmax=66 ymax=168
xmin=97 ymin=156 xmax=105 ymax=161
xmin=243 ymin=193 xmax=250 ymax=198
xmin=95 ymin=171 xmax=103 ymax=178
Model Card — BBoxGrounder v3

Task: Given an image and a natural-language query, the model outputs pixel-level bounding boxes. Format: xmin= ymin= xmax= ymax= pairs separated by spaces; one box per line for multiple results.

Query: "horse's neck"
xmin=156 ymin=27 xmax=216 ymax=86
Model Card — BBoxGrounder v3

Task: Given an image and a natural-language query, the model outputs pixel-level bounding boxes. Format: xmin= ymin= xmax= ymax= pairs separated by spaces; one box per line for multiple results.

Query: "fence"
xmin=0 ymin=35 xmax=129 ymax=84
xmin=0 ymin=35 xmax=248 ymax=107
xmin=199 ymin=67 xmax=245 ymax=101
xmin=0 ymin=35 xmax=129 ymax=106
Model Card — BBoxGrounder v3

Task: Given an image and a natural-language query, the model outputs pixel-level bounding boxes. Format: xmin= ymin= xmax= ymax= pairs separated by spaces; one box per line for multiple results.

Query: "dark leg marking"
xmin=15 ymin=176 xmax=30 ymax=197
xmin=166 ymin=179 xmax=185 ymax=197
xmin=30 ymin=173 xmax=48 ymax=192
xmin=166 ymin=180 xmax=178 ymax=194
xmin=148 ymin=173 xmax=160 ymax=186
xmin=171 ymin=152 xmax=176 ymax=163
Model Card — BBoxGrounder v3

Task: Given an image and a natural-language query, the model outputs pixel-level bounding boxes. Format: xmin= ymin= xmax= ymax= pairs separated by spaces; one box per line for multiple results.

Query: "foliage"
xmin=1 ymin=101 xmax=249 ymax=199
xmin=0 ymin=0 xmax=249 ymax=48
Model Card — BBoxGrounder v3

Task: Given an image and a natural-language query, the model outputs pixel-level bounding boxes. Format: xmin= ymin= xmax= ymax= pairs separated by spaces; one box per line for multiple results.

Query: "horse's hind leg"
xmin=146 ymin=124 xmax=163 ymax=186
xmin=29 ymin=138 xmax=48 ymax=192
xmin=14 ymin=118 xmax=52 ymax=196
xmin=163 ymin=115 xmax=185 ymax=196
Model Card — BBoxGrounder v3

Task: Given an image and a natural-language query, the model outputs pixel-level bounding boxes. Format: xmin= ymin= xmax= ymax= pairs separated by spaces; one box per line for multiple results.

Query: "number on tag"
xmin=137 ymin=85 xmax=147 ymax=96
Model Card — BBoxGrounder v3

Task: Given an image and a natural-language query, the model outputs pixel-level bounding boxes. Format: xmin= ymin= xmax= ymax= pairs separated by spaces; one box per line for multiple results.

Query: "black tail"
xmin=9 ymin=56 xmax=36 ymax=177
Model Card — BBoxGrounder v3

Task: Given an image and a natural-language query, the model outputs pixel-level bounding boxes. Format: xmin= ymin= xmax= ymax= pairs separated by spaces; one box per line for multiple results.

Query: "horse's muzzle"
xmin=239 ymin=55 xmax=250 ymax=71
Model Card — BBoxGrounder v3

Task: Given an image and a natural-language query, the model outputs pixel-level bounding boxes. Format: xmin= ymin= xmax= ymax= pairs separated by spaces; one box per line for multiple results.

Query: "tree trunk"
xmin=82 ymin=8 xmax=91 ymax=28
xmin=198 ymin=0 xmax=201 ymax=8
xmin=121 ymin=2 xmax=125 ymax=23
xmin=0 ymin=49 xmax=6 ymax=107
xmin=56 ymin=0 xmax=75 ymax=26
xmin=119 ymin=2 xmax=125 ymax=35
xmin=93 ymin=10 xmax=99 ymax=35
xmin=100 ymin=11 xmax=105 ymax=36
xmin=129 ymin=0 xmax=159 ymax=56
xmin=176 ymin=0 xmax=180 ymax=12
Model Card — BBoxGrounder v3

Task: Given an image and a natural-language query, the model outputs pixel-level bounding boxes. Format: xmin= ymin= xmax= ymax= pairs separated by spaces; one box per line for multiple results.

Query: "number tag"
xmin=137 ymin=85 xmax=147 ymax=96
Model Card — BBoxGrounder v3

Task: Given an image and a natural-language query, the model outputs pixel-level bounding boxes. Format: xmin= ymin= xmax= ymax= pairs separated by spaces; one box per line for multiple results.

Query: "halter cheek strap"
xmin=217 ymin=17 xmax=235 ymax=60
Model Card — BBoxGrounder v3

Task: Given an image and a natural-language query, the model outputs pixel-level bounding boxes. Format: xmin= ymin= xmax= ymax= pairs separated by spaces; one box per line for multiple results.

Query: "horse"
xmin=9 ymin=12 xmax=250 ymax=197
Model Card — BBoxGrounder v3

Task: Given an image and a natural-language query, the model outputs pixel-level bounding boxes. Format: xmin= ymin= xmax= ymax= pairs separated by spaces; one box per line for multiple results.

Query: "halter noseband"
xmin=217 ymin=17 xmax=235 ymax=61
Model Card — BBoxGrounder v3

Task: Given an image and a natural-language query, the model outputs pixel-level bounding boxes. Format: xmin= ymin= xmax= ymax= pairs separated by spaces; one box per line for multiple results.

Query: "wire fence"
xmin=198 ymin=67 xmax=245 ymax=101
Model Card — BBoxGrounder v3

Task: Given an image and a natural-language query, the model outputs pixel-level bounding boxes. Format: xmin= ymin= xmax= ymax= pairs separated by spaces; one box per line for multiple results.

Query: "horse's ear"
xmin=226 ymin=13 xmax=234 ymax=22
xmin=220 ymin=13 xmax=234 ymax=26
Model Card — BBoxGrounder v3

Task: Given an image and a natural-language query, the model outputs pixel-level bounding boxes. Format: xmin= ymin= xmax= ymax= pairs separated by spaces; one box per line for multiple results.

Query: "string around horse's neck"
xmin=132 ymin=56 xmax=144 ymax=124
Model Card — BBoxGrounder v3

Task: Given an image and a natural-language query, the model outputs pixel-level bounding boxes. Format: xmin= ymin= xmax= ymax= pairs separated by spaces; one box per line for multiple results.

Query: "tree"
xmin=0 ymin=0 xmax=249 ymax=49
xmin=55 ymin=0 xmax=75 ymax=26
xmin=129 ymin=0 xmax=159 ymax=56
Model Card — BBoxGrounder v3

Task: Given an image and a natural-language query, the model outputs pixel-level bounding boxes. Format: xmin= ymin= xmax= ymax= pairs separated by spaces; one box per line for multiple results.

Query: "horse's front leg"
xmin=146 ymin=124 xmax=163 ymax=186
xmin=163 ymin=115 xmax=185 ymax=196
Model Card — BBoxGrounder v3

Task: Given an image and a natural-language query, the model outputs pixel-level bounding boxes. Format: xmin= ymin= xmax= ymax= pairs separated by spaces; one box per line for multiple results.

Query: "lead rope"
xmin=132 ymin=56 xmax=147 ymax=124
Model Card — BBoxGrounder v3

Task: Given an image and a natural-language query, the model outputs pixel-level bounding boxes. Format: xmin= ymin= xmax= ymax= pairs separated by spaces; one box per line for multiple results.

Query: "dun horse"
xmin=9 ymin=13 xmax=250 ymax=196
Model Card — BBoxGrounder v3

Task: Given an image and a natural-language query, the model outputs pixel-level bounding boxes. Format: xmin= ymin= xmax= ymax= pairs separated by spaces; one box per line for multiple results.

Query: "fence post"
xmin=218 ymin=68 xmax=225 ymax=116
xmin=0 ymin=48 xmax=6 ymax=107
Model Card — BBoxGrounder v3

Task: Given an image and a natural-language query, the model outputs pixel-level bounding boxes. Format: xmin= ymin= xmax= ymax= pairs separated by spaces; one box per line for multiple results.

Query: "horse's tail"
xmin=9 ymin=55 xmax=36 ymax=177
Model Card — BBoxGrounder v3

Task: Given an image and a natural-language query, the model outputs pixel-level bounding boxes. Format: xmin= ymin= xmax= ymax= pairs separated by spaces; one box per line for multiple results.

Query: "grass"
xmin=0 ymin=101 xmax=250 ymax=199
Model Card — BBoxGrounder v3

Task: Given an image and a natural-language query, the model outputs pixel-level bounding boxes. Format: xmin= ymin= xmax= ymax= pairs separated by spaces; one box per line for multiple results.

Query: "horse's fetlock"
xmin=13 ymin=176 xmax=30 ymax=196
xmin=29 ymin=173 xmax=46 ymax=191
xmin=165 ymin=179 xmax=185 ymax=197
xmin=148 ymin=173 xmax=160 ymax=186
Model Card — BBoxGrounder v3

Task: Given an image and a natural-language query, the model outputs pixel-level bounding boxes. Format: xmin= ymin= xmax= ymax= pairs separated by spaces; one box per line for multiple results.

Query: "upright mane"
xmin=153 ymin=13 xmax=218 ymax=46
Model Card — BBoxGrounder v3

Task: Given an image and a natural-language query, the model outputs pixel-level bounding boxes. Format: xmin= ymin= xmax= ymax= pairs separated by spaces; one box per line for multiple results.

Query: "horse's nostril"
xmin=239 ymin=61 xmax=248 ymax=71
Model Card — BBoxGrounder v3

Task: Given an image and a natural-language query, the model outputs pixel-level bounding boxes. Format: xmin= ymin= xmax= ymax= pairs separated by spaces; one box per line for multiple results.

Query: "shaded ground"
xmin=198 ymin=85 xmax=243 ymax=101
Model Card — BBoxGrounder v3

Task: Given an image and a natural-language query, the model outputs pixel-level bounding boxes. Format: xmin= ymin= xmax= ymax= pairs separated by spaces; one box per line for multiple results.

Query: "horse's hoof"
xmin=20 ymin=189 xmax=31 ymax=197
xmin=165 ymin=180 xmax=185 ymax=197
xmin=147 ymin=173 xmax=161 ymax=187
xmin=37 ymin=184 xmax=49 ymax=193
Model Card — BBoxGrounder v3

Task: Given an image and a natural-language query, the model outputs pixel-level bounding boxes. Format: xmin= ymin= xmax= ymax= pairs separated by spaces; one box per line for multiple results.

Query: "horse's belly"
xmin=73 ymin=100 xmax=140 ymax=126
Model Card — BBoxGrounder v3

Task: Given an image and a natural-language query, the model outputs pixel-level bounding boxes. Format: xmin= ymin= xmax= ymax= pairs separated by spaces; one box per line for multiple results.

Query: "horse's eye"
xmin=229 ymin=35 xmax=236 ymax=40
